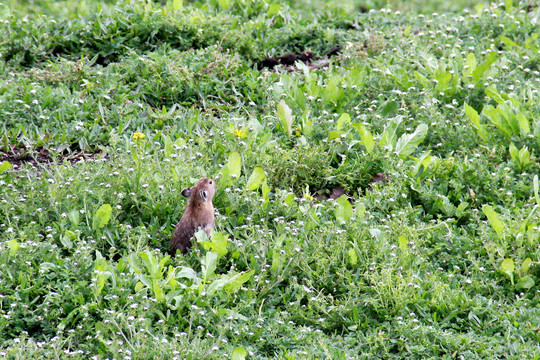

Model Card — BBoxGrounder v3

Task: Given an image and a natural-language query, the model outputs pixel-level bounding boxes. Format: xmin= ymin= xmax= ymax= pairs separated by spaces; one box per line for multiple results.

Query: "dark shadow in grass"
xmin=255 ymin=45 xmax=340 ymax=71
xmin=0 ymin=147 xmax=104 ymax=170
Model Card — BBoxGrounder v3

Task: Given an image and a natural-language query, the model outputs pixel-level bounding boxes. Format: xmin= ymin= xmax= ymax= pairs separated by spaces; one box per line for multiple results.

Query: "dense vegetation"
xmin=1 ymin=0 xmax=539 ymax=358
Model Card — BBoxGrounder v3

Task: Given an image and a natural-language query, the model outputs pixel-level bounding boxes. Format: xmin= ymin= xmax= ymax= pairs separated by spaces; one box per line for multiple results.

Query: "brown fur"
xmin=170 ymin=178 xmax=216 ymax=255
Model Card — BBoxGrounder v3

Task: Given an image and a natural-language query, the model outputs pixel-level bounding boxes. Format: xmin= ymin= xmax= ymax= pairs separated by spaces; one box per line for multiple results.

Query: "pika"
xmin=170 ymin=178 xmax=216 ymax=255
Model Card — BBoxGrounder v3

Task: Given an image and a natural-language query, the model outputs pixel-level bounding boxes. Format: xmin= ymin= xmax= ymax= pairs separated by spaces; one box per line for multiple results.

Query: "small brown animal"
xmin=170 ymin=178 xmax=216 ymax=255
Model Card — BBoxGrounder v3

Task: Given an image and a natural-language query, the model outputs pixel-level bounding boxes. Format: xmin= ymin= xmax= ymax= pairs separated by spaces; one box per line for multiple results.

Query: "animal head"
xmin=182 ymin=178 xmax=216 ymax=205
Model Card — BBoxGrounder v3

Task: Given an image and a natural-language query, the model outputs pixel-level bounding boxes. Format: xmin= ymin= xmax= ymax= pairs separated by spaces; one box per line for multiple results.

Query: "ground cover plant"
xmin=1 ymin=0 xmax=540 ymax=358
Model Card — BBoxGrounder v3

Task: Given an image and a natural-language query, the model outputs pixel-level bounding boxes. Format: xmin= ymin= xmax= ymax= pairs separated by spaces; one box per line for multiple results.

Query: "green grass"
xmin=1 ymin=0 xmax=540 ymax=358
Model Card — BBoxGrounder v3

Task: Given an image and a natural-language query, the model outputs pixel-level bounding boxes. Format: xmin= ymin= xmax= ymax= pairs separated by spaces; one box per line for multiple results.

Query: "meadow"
xmin=0 ymin=0 xmax=539 ymax=358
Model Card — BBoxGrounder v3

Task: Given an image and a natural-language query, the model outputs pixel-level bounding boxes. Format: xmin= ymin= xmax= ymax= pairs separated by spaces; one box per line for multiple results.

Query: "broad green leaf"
xmin=464 ymin=53 xmax=477 ymax=77
xmin=68 ymin=209 xmax=80 ymax=227
xmin=456 ymin=202 xmax=470 ymax=218
xmin=277 ymin=100 xmax=293 ymax=137
xmin=501 ymin=258 xmax=515 ymax=284
xmin=485 ymin=85 xmax=505 ymax=104
xmin=336 ymin=113 xmax=351 ymax=131
xmin=348 ymin=248 xmax=358 ymax=266
xmin=482 ymin=205 xmax=504 ymax=240
xmin=505 ymin=0 xmax=512 ymax=12
xmin=414 ymin=151 xmax=432 ymax=180
xmin=380 ymin=115 xmax=403 ymax=150
xmin=197 ymin=230 xmax=228 ymax=259
xmin=152 ymin=278 xmax=165 ymax=302
xmin=163 ymin=134 xmax=173 ymax=157
xmin=207 ymin=278 xmax=229 ymax=294
xmin=413 ymin=71 xmax=429 ymax=87
xmin=61 ymin=230 xmax=77 ymax=249
xmin=262 ymin=180 xmax=270 ymax=201
xmin=516 ymin=113 xmax=530 ymax=134
xmin=398 ymin=235 xmax=408 ymax=252
xmin=227 ymin=151 xmax=241 ymax=179
xmin=0 ymin=161 xmax=11 ymax=174
xmin=93 ymin=204 xmax=112 ymax=229
xmin=176 ymin=266 xmax=198 ymax=281
xmin=464 ymin=103 xmax=487 ymax=142
xmin=509 ymin=143 xmax=518 ymax=162
xmin=352 ymin=123 xmax=375 ymax=153
xmin=328 ymin=130 xmax=343 ymax=141
xmin=8 ymin=239 xmax=19 ymax=257
xmin=500 ymin=36 xmax=517 ymax=48
xmin=355 ymin=203 xmax=366 ymax=219
xmin=517 ymin=276 xmax=535 ymax=290
xmin=201 ymin=251 xmax=218 ymax=281
xmin=232 ymin=347 xmax=248 ymax=360
xmin=246 ymin=167 xmax=266 ymax=191
xmin=223 ymin=270 xmax=255 ymax=294
xmin=472 ymin=52 xmax=497 ymax=82
xmin=284 ymin=193 xmax=295 ymax=206
xmin=135 ymin=281 xmax=144 ymax=292
xmin=335 ymin=195 xmax=353 ymax=223
xmin=394 ymin=123 xmax=428 ymax=158
xmin=522 ymin=258 xmax=532 ymax=274
xmin=381 ymin=100 xmax=398 ymax=117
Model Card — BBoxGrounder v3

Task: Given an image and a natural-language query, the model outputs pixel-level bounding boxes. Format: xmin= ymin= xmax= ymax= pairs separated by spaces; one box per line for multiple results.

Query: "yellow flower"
xmin=133 ymin=132 xmax=145 ymax=140
xmin=234 ymin=128 xmax=247 ymax=138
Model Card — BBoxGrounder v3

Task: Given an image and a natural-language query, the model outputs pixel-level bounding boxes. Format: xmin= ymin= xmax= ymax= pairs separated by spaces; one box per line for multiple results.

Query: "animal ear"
xmin=181 ymin=187 xmax=192 ymax=197
xmin=200 ymin=189 xmax=208 ymax=201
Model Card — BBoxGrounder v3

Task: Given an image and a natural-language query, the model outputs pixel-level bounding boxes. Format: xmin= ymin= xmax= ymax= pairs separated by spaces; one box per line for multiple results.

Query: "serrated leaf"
xmin=232 ymin=347 xmax=248 ymax=360
xmin=335 ymin=195 xmax=353 ymax=223
xmin=0 ymin=161 xmax=12 ymax=174
xmin=394 ymin=123 xmax=428 ymax=158
xmin=93 ymin=204 xmax=112 ymax=229
xmin=246 ymin=167 xmax=266 ymax=191
xmin=482 ymin=205 xmax=504 ymax=240
xmin=352 ymin=123 xmax=375 ymax=154
xmin=517 ymin=276 xmax=534 ymax=290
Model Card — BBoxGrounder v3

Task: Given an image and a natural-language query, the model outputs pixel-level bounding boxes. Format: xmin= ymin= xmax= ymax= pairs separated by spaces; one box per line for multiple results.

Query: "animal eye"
xmin=209 ymin=180 xmax=213 ymax=184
